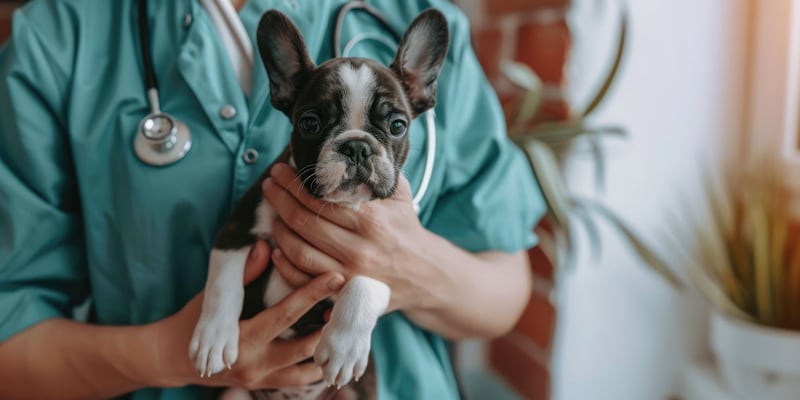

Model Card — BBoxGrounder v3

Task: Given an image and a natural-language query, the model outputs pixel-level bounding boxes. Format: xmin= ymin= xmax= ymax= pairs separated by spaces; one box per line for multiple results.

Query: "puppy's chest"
xmin=253 ymin=376 xmax=374 ymax=400
xmin=237 ymin=148 xmax=377 ymax=400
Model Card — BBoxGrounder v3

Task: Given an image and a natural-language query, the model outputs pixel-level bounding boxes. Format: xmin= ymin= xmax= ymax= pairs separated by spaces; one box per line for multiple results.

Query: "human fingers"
xmin=256 ymin=362 xmax=325 ymax=389
xmin=267 ymin=330 xmax=324 ymax=369
xmin=392 ymin=174 xmax=413 ymax=202
xmin=267 ymin=163 xmax=360 ymax=230
xmin=243 ymin=272 xmax=345 ymax=340
xmin=263 ymin=178 xmax=358 ymax=258
xmin=212 ymin=336 xmax=325 ymax=390
xmin=272 ymin=219 xmax=345 ymax=276
xmin=243 ymin=240 xmax=271 ymax=285
xmin=272 ymin=248 xmax=314 ymax=288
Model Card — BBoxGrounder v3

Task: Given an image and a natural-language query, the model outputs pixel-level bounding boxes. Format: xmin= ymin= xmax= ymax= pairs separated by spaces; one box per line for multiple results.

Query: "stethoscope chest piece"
xmin=134 ymin=0 xmax=192 ymax=167
xmin=135 ymin=112 xmax=192 ymax=166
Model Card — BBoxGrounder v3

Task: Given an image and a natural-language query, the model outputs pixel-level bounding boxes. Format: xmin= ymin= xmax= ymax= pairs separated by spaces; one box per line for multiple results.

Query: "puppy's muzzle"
xmin=339 ymin=140 xmax=374 ymax=179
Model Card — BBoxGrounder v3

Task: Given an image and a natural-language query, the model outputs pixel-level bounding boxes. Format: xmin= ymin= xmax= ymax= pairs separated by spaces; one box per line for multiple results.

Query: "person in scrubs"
xmin=0 ymin=0 xmax=545 ymax=399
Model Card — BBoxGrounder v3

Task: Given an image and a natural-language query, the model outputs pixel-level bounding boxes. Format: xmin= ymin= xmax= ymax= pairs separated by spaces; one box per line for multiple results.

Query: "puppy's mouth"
xmin=305 ymin=131 xmax=397 ymax=208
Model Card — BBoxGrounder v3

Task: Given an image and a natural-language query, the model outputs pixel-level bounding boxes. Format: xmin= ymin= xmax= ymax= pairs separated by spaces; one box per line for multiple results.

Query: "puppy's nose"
xmin=340 ymin=140 xmax=373 ymax=165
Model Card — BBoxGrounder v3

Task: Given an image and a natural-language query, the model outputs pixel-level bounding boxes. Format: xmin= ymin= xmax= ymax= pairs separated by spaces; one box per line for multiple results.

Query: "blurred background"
xmin=2 ymin=1 xmax=798 ymax=399
xmin=450 ymin=1 xmax=799 ymax=400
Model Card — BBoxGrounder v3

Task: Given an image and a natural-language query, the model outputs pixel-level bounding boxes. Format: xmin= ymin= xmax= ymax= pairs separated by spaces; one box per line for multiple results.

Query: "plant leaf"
xmin=582 ymin=3 xmax=628 ymax=117
xmin=575 ymin=197 xmax=683 ymax=289
xmin=515 ymin=123 xmax=626 ymax=144
xmin=515 ymin=139 xmax=573 ymax=230
xmin=570 ymin=199 xmax=603 ymax=260
xmin=751 ymin=203 xmax=773 ymax=324
xmin=686 ymin=258 xmax=754 ymax=321
xmin=657 ymin=222 xmax=752 ymax=319
xmin=787 ymin=235 xmax=800 ymax=329
xmin=501 ymin=61 xmax=543 ymax=135
xmin=586 ymin=130 xmax=607 ymax=193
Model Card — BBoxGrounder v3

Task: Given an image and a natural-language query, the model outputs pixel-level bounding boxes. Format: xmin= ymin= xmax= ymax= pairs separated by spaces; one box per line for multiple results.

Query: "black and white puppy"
xmin=189 ymin=8 xmax=449 ymax=399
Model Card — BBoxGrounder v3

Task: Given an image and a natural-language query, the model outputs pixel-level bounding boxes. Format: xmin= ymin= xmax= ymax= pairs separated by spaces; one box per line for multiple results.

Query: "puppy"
xmin=189 ymin=8 xmax=449 ymax=400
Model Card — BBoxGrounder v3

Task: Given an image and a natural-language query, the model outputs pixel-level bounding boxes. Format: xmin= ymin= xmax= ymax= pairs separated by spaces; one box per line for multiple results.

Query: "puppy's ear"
xmin=391 ymin=9 xmax=450 ymax=117
xmin=257 ymin=10 xmax=315 ymax=116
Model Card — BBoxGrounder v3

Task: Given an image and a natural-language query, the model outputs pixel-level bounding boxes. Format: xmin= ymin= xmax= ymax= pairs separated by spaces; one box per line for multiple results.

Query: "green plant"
xmin=508 ymin=3 xmax=682 ymax=289
xmin=665 ymin=163 xmax=800 ymax=328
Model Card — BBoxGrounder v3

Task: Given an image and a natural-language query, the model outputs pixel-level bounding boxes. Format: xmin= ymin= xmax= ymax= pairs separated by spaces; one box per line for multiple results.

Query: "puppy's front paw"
xmin=189 ymin=317 xmax=240 ymax=378
xmin=313 ymin=322 xmax=371 ymax=388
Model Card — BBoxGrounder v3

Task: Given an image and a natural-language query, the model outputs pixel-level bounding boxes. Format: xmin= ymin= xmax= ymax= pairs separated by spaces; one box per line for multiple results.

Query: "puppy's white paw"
xmin=313 ymin=322 xmax=371 ymax=388
xmin=189 ymin=317 xmax=239 ymax=378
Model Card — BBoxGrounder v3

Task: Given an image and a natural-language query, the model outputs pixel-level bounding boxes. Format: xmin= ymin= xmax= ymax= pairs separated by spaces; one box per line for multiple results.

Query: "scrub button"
xmin=242 ymin=148 xmax=259 ymax=164
xmin=183 ymin=13 xmax=193 ymax=28
xmin=220 ymin=104 xmax=237 ymax=119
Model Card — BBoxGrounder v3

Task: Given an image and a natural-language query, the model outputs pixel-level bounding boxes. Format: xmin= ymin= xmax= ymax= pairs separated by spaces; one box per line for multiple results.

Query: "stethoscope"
xmin=133 ymin=0 xmax=436 ymax=211
xmin=134 ymin=0 xmax=192 ymax=166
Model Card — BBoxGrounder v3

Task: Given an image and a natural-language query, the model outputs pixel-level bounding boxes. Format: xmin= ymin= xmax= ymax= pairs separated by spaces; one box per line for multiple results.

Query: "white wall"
xmin=552 ymin=1 xmax=750 ymax=399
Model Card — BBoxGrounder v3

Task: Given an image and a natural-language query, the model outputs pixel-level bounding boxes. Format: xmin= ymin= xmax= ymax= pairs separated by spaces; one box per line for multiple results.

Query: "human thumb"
xmin=243 ymin=240 xmax=271 ymax=285
xmin=394 ymin=174 xmax=413 ymax=201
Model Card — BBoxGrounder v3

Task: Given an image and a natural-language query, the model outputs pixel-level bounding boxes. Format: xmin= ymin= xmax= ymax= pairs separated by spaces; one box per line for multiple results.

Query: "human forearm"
xmin=0 ymin=245 xmax=344 ymax=399
xmin=402 ymin=231 xmax=533 ymax=340
xmin=0 ymin=318 xmax=159 ymax=400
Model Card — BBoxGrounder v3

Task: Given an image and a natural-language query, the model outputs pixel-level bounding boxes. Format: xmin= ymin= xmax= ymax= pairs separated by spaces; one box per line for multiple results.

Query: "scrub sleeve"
xmin=0 ymin=11 xmax=89 ymax=342
xmin=422 ymin=8 xmax=545 ymax=254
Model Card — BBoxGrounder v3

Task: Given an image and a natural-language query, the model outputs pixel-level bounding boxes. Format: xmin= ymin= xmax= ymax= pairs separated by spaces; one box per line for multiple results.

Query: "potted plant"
xmin=504 ymin=4 xmax=682 ymax=289
xmin=665 ymin=163 xmax=800 ymax=400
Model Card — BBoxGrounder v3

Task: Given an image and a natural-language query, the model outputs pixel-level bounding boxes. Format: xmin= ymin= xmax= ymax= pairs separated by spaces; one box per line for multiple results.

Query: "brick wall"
xmin=457 ymin=0 xmax=572 ymax=399
xmin=0 ymin=3 xmax=20 ymax=43
xmin=465 ymin=0 xmax=572 ymax=127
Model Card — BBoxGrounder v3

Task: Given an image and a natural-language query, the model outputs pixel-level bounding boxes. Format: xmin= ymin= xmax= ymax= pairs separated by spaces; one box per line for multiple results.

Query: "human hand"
xmin=263 ymin=163 xmax=435 ymax=313
xmin=149 ymin=240 xmax=346 ymax=390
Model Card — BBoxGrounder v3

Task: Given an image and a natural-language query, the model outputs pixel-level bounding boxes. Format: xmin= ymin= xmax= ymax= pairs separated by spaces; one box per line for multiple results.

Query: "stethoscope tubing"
xmin=137 ymin=0 xmax=158 ymax=94
xmin=134 ymin=0 xmax=435 ymax=211
xmin=135 ymin=0 xmax=193 ymax=166
xmin=333 ymin=1 xmax=401 ymax=58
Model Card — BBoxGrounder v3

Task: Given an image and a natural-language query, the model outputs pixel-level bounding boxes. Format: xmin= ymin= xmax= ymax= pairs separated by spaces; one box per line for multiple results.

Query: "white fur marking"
xmin=250 ymin=199 xmax=275 ymax=238
xmin=190 ymin=247 xmax=251 ymax=377
xmin=314 ymin=276 xmax=390 ymax=387
xmin=315 ymin=129 xmax=392 ymax=206
xmin=338 ymin=64 xmax=375 ymax=130
xmin=258 ymin=383 xmax=328 ymax=400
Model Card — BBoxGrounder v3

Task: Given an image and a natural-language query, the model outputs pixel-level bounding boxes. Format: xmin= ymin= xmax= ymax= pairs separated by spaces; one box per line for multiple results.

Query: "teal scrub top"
xmin=0 ymin=0 xmax=545 ymax=399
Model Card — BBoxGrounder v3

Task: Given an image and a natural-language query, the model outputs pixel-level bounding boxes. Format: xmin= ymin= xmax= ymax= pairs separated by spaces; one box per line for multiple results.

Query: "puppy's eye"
xmin=389 ymin=119 xmax=407 ymax=136
xmin=298 ymin=115 xmax=321 ymax=135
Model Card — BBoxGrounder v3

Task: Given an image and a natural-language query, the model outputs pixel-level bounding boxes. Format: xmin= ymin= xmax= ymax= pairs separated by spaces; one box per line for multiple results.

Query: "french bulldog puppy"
xmin=189 ymin=8 xmax=449 ymax=400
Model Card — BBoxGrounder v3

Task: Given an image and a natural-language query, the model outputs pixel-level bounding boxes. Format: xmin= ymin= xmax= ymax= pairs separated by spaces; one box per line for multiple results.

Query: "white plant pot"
xmin=711 ymin=311 xmax=800 ymax=400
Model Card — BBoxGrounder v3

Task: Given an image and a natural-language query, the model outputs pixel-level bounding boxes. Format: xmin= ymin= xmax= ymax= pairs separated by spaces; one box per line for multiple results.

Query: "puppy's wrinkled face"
xmin=291 ymin=59 xmax=411 ymax=205
xmin=257 ymin=9 xmax=449 ymax=207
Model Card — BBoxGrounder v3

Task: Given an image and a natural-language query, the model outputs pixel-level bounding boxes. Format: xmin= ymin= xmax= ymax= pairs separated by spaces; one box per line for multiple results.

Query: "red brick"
xmin=503 ymin=93 xmax=571 ymax=130
xmin=514 ymin=291 xmax=556 ymax=349
xmin=0 ymin=3 xmax=20 ymax=44
xmin=528 ymin=246 xmax=554 ymax=280
xmin=535 ymin=99 xmax=571 ymax=122
xmin=473 ymin=26 xmax=505 ymax=82
xmin=515 ymin=20 xmax=571 ymax=85
xmin=487 ymin=0 xmax=570 ymax=17
xmin=0 ymin=24 xmax=10 ymax=44
xmin=490 ymin=335 xmax=550 ymax=400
